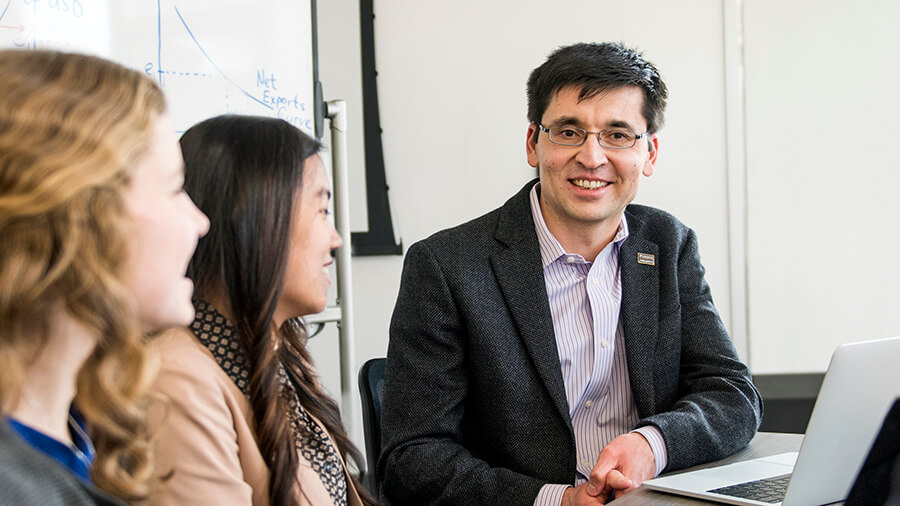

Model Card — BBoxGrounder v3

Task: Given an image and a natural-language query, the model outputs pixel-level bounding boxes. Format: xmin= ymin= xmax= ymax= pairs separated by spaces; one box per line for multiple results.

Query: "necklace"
xmin=19 ymin=389 xmax=95 ymax=467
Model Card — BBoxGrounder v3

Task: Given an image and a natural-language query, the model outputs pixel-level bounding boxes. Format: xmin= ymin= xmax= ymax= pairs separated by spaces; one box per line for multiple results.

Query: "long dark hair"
xmin=180 ymin=115 xmax=374 ymax=506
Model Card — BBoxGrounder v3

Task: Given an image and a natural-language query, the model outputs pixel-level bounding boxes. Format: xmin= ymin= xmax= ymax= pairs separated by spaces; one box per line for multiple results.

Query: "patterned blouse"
xmin=191 ymin=300 xmax=348 ymax=505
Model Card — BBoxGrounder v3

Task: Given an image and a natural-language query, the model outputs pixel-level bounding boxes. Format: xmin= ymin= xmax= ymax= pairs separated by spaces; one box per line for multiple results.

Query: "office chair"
xmin=358 ymin=357 xmax=385 ymax=495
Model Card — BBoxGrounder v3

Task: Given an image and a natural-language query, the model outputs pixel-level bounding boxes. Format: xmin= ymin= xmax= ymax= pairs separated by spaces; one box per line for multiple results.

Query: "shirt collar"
xmin=528 ymin=182 xmax=629 ymax=268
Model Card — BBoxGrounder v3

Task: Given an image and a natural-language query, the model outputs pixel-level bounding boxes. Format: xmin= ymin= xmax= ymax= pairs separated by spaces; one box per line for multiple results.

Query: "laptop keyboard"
xmin=707 ymin=473 xmax=792 ymax=504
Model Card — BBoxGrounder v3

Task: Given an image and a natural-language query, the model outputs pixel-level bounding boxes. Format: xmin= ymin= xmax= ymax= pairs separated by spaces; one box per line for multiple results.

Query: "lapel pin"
xmin=637 ymin=252 xmax=656 ymax=266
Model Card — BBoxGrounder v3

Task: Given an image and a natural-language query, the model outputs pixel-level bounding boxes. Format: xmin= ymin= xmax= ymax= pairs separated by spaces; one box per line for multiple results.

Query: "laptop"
xmin=642 ymin=336 xmax=900 ymax=505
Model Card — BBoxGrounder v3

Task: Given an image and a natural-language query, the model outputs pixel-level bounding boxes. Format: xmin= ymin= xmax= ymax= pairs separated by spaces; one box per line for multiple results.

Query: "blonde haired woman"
xmin=0 ymin=50 xmax=209 ymax=504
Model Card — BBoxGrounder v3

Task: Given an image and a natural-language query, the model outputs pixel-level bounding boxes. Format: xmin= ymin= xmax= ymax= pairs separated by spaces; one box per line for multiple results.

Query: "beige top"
xmin=147 ymin=327 xmax=363 ymax=506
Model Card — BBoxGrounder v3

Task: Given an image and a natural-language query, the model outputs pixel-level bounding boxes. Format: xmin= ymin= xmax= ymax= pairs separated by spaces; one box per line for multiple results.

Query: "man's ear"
xmin=526 ymin=123 xmax=540 ymax=168
xmin=643 ymin=134 xmax=659 ymax=177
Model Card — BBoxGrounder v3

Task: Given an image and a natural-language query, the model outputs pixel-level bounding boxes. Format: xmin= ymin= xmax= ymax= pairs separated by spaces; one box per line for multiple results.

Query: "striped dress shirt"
xmin=529 ymin=185 xmax=668 ymax=506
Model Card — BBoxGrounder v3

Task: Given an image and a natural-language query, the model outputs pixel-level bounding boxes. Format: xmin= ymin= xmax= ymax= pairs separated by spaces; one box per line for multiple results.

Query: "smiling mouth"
xmin=571 ymin=178 xmax=610 ymax=190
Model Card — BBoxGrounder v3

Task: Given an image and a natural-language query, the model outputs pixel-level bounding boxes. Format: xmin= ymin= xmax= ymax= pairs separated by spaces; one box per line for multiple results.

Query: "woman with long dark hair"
xmin=148 ymin=115 xmax=375 ymax=506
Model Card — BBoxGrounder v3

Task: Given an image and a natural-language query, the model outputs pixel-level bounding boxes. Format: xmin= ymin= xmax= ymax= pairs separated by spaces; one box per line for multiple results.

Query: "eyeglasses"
xmin=537 ymin=124 xmax=648 ymax=149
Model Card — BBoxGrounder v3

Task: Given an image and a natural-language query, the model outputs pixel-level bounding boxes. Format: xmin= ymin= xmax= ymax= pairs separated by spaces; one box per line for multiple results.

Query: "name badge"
xmin=637 ymin=252 xmax=656 ymax=266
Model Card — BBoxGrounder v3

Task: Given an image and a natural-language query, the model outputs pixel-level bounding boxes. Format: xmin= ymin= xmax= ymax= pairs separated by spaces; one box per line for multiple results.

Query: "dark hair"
xmin=527 ymin=42 xmax=668 ymax=140
xmin=180 ymin=115 xmax=374 ymax=506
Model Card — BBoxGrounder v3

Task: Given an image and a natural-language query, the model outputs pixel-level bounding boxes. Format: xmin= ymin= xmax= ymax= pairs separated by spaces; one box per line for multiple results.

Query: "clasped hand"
xmin=561 ymin=433 xmax=656 ymax=506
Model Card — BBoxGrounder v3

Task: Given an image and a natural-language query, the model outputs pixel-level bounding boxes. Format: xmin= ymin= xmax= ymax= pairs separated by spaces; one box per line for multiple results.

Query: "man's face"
xmin=526 ymin=85 xmax=658 ymax=236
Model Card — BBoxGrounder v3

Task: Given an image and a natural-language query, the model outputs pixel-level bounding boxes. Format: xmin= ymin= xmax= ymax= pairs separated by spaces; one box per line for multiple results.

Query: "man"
xmin=379 ymin=42 xmax=762 ymax=506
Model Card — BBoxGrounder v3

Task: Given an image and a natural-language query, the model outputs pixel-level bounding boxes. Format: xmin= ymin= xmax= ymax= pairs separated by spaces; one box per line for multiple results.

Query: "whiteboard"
xmin=0 ymin=0 xmax=315 ymax=136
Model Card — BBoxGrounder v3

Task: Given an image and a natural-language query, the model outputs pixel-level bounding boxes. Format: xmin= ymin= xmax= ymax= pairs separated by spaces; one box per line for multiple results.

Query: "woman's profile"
xmin=0 ymin=49 xmax=209 ymax=504
xmin=148 ymin=115 xmax=375 ymax=506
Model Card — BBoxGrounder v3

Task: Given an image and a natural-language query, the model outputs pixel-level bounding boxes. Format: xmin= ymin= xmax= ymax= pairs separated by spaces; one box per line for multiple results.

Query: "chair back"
xmin=358 ymin=357 xmax=385 ymax=494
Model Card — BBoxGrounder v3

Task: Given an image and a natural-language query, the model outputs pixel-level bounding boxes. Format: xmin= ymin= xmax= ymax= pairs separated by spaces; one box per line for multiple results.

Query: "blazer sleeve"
xmin=636 ymin=227 xmax=763 ymax=471
xmin=378 ymin=241 xmax=548 ymax=506
xmin=148 ymin=333 xmax=260 ymax=506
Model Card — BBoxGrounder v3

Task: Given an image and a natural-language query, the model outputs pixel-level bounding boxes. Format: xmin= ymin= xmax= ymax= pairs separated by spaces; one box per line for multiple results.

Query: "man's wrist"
xmin=533 ymin=483 xmax=569 ymax=506
xmin=632 ymin=426 xmax=668 ymax=476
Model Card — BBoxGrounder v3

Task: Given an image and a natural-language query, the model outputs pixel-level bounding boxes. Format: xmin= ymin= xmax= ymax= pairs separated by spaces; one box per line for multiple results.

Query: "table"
xmin=613 ymin=432 xmax=804 ymax=505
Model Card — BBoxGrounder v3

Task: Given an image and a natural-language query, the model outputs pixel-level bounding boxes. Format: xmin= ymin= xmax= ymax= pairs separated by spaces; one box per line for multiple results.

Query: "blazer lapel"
xmin=490 ymin=181 xmax=572 ymax=430
xmin=619 ymin=217 xmax=660 ymax=418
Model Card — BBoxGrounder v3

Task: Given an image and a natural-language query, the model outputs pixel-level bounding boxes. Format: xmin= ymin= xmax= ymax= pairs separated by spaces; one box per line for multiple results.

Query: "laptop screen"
xmin=845 ymin=397 xmax=900 ymax=506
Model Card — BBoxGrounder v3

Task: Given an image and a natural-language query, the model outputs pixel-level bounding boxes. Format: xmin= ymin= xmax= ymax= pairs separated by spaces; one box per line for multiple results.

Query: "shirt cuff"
xmin=533 ymin=484 xmax=569 ymax=506
xmin=632 ymin=426 xmax=668 ymax=476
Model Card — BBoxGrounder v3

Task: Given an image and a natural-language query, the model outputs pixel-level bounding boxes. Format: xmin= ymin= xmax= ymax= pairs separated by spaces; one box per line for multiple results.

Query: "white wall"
xmin=743 ymin=0 xmax=900 ymax=372
xmin=315 ymin=0 xmax=900 ymax=459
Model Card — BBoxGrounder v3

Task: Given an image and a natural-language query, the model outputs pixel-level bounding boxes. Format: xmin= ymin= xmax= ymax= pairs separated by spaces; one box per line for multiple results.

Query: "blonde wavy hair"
xmin=0 ymin=49 xmax=164 ymax=502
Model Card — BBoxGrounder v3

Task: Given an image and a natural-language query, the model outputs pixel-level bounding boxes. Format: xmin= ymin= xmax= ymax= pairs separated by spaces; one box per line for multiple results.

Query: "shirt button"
xmin=582 ymin=459 xmax=592 ymax=468
xmin=585 ymin=400 xmax=593 ymax=408
xmin=592 ymin=277 xmax=600 ymax=285
xmin=601 ymin=339 xmax=609 ymax=348
xmin=566 ymin=256 xmax=575 ymax=263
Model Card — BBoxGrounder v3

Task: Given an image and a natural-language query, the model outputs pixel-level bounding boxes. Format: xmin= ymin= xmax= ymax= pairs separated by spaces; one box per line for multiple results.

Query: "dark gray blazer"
xmin=0 ymin=420 xmax=124 ymax=505
xmin=379 ymin=179 xmax=762 ymax=506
